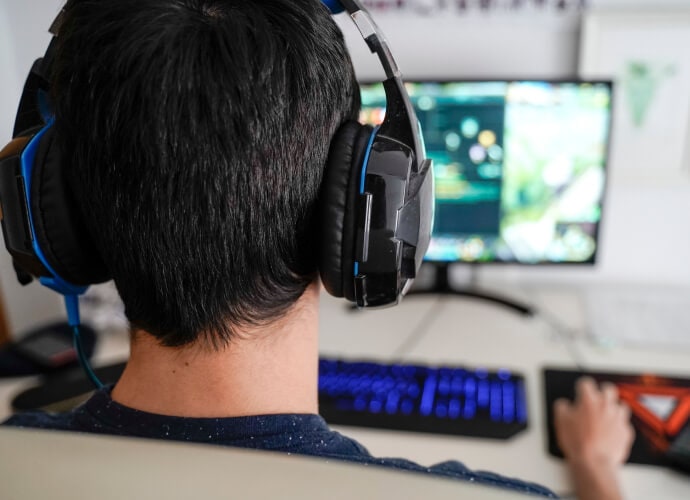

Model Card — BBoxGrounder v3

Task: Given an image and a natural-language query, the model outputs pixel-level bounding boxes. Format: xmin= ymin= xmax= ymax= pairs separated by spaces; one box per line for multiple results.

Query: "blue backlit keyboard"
xmin=318 ymin=358 xmax=528 ymax=439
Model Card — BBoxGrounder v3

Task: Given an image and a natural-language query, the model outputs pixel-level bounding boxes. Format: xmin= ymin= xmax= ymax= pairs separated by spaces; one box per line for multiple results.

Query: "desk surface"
xmin=1 ymin=285 xmax=689 ymax=499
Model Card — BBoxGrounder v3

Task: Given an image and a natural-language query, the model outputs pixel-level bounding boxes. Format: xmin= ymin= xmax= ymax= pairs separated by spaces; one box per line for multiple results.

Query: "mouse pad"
xmin=544 ymin=367 xmax=690 ymax=466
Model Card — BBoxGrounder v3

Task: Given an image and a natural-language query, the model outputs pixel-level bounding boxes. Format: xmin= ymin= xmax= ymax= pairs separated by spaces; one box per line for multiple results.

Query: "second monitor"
xmin=360 ymin=80 xmax=613 ymax=265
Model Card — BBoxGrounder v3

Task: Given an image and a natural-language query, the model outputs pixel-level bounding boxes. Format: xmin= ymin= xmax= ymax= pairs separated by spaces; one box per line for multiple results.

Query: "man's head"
xmin=53 ymin=0 xmax=360 ymax=347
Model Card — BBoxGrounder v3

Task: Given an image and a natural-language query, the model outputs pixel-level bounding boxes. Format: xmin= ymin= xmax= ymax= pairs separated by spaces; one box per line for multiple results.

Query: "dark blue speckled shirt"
xmin=3 ymin=386 xmax=557 ymax=497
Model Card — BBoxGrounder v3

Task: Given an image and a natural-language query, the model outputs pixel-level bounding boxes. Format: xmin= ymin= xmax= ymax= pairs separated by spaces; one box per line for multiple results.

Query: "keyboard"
xmin=318 ymin=358 xmax=528 ymax=439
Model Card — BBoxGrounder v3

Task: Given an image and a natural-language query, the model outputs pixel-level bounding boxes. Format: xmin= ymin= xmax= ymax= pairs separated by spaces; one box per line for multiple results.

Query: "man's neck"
xmin=111 ymin=284 xmax=320 ymax=418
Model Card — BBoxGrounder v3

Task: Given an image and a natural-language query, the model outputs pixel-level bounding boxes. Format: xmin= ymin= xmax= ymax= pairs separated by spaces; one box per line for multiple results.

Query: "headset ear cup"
xmin=319 ymin=121 xmax=373 ymax=301
xmin=29 ymin=126 xmax=110 ymax=285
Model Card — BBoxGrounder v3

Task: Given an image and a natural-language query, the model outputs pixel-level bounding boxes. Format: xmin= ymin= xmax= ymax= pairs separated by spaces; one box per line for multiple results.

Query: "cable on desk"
xmin=389 ymin=295 xmax=447 ymax=360
xmin=536 ymin=307 xmax=588 ymax=372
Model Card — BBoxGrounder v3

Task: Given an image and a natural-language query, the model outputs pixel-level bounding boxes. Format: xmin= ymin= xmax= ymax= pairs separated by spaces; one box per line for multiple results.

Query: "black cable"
xmin=535 ymin=304 xmax=589 ymax=372
xmin=389 ymin=295 xmax=447 ymax=360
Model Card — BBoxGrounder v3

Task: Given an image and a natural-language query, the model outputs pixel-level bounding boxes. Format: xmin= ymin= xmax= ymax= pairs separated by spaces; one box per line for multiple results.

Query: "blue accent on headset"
xmin=20 ymin=120 xmax=88 ymax=301
xmin=37 ymin=89 xmax=53 ymax=123
xmin=322 ymin=0 xmax=345 ymax=14
xmin=354 ymin=261 xmax=359 ymax=276
xmin=359 ymin=126 xmax=379 ymax=194
xmin=64 ymin=295 xmax=81 ymax=327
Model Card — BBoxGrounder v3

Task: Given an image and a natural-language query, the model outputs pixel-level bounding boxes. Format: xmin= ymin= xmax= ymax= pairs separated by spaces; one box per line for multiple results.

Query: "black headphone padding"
xmin=319 ymin=121 xmax=373 ymax=301
xmin=29 ymin=127 xmax=110 ymax=286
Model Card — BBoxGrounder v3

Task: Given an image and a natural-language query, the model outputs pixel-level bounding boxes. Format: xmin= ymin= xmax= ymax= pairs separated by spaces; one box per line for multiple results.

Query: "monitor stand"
xmin=408 ymin=263 xmax=535 ymax=317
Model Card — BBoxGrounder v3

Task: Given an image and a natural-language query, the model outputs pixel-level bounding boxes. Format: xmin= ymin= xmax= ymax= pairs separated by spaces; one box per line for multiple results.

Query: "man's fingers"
xmin=575 ymin=377 xmax=598 ymax=405
xmin=601 ymin=382 xmax=619 ymax=404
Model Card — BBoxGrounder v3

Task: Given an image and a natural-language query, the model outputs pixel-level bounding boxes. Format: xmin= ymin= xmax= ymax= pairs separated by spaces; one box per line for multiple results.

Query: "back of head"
xmin=53 ymin=0 xmax=360 ymax=347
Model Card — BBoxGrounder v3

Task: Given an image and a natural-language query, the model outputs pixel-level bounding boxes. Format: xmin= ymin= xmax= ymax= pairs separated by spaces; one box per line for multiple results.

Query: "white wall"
xmin=596 ymin=0 xmax=689 ymax=7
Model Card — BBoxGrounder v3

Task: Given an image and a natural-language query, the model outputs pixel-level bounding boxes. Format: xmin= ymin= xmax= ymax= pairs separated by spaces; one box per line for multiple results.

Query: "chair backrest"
xmin=0 ymin=427 xmax=532 ymax=500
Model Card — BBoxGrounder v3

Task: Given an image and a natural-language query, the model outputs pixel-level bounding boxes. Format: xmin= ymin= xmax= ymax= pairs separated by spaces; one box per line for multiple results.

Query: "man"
xmin=3 ymin=1 xmax=633 ymax=498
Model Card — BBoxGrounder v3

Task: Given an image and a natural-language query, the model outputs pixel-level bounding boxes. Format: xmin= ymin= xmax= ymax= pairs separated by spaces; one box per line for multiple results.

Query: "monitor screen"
xmin=359 ymin=80 xmax=612 ymax=264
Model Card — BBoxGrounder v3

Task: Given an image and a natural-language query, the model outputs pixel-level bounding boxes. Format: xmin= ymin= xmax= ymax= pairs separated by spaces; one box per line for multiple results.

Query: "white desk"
xmin=1 ymin=285 xmax=689 ymax=499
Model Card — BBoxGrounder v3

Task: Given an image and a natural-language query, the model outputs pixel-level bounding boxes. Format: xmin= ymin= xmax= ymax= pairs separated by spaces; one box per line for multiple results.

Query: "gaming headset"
xmin=0 ymin=0 xmax=433 ymax=386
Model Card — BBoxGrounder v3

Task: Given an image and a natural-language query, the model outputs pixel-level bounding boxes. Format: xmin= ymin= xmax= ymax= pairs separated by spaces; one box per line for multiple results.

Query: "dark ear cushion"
xmin=319 ymin=121 xmax=373 ymax=301
xmin=29 ymin=126 xmax=110 ymax=286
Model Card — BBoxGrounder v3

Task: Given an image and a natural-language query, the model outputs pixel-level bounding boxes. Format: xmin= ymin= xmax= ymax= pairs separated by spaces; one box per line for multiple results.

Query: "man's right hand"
xmin=553 ymin=377 xmax=635 ymax=500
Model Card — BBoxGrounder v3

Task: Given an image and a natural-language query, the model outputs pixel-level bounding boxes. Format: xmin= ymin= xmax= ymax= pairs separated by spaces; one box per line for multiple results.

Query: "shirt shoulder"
xmin=3 ymin=410 xmax=79 ymax=431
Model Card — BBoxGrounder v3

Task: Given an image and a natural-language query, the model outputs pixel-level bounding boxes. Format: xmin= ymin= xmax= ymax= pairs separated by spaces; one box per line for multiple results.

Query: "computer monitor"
xmin=359 ymin=80 xmax=612 ymax=266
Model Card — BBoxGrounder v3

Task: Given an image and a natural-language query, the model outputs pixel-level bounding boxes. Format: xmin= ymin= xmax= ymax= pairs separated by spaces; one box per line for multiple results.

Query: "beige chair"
xmin=0 ymin=427 xmax=534 ymax=499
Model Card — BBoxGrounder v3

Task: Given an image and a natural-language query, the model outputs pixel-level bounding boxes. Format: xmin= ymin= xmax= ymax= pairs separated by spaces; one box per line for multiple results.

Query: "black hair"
xmin=53 ymin=0 xmax=360 ymax=347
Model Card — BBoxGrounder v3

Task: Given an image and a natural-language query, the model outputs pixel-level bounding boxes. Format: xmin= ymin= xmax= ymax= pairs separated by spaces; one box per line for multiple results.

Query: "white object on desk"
xmin=585 ymin=287 xmax=690 ymax=350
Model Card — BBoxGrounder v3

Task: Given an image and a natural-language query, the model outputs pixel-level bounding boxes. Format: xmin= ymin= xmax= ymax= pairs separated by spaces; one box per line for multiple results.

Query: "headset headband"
xmin=324 ymin=0 xmax=425 ymax=168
